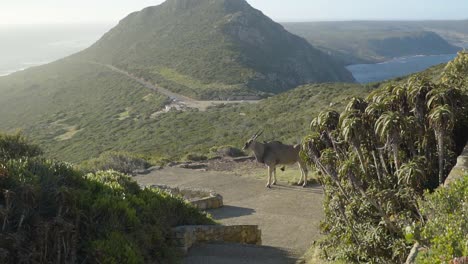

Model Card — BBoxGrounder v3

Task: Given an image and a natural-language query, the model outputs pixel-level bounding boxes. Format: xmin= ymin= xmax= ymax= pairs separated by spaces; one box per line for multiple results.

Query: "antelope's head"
xmin=243 ymin=130 xmax=263 ymax=150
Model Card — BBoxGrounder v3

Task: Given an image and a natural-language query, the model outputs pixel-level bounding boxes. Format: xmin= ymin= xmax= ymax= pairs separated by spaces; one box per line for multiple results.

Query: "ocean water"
xmin=347 ymin=54 xmax=457 ymax=83
xmin=0 ymin=24 xmax=113 ymax=76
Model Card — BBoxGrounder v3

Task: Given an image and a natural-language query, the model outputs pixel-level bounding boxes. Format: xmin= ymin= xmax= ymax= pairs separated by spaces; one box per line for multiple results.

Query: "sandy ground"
xmin=136 ymin=165 xmax=324 ymax=263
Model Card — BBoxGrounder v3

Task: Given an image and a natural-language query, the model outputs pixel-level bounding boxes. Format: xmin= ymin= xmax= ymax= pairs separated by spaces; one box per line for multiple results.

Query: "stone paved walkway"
xmin=136 ymin=167 xmax=324 ymax=263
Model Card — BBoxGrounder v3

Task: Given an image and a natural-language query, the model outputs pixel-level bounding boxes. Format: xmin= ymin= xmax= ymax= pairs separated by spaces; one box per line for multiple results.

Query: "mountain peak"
xmin=160 ymin=0 xmax=250 ymax=13
xmin=79 ymin=0 xmax=354 ymax=99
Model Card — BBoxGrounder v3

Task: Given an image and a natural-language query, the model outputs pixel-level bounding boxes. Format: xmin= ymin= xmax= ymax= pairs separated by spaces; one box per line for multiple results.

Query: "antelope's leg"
xmin=301 ymin=162 xmax=309 ymax=187
xmin=266 ymin=166 xmax=272 ymax=188
xmin=272 ymin=166 xmax=277 ymax=185
xmin=297 ymin=163 xmax=304 ymax=185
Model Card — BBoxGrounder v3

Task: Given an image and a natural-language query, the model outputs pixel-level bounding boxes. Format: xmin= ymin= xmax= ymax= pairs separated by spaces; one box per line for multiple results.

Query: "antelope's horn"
xmin=253 ymin=130 xmax=264 ymax=139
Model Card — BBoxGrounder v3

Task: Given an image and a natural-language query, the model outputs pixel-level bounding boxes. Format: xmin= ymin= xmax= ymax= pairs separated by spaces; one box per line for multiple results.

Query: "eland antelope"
xmin=242 ymin=130 xmax=308 ymax=188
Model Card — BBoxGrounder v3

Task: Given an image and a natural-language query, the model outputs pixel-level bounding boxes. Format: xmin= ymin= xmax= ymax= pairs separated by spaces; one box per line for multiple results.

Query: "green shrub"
xmin=184 ymin=153 xmax=208 ymax=162
xmin=80 ymin=151 xmax=151 ymax=174
xmin=92 ymin=232 xmax=145 ymax=264
xmin=0 ymin=132 xmax=42 ymax=161
xmin=415 ymin=175 xmax=468 ymax=264
xmin=0 ymin=132 xmax=214 ymax=263
xmin=210 ymin=145 xmax=246 ymax=157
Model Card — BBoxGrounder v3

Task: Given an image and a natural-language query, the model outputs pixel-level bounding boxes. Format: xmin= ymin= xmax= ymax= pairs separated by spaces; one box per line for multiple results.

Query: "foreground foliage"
xmin=79 ymin=151 xmax=152 ymax=174
xmin=415 ymin=175 xmax=468 ymax=263
xmin=303 ymin=52 xmax=468 ymax=263
xmin=0 ymin=133 xmax=214 ymax=263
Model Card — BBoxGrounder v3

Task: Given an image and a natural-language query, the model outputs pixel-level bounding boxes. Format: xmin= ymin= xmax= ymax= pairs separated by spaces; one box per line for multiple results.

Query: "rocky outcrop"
xmin=445 ymin=143 xmax=468 ymax=186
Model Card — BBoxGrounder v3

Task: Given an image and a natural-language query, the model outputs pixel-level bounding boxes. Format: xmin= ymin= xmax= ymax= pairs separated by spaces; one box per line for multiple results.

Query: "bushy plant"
xmin=303 ymin=52 xmax=468 ymax=263
xmin=0 ymin=132 xmax=214 ymax=263
xmin=80 ymin=151 xmax=151 ymax=174
xmin=0 ymin=132 xmax=42 ymax=161
xmin=415 ymin=175 xmax=468 ymax=264
xmin=184 ymin=153 xmax=208 ymax=162
xmin=210 ymin=145 xmax=246 ymax=157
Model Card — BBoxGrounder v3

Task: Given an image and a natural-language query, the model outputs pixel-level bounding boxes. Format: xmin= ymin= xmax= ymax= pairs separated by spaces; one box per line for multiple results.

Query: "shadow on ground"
xmin=272 ymin=183 xmax=323 ymax=194
xmin=183 ymin=242 xmax=298 ymax=264
xmin=208 ymin=206 xmax=255 ymax=220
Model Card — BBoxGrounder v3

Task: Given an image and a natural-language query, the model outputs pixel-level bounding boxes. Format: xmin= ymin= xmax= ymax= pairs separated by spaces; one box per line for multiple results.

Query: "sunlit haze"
xmin=1 ymin=0 xmax=467 ymax=25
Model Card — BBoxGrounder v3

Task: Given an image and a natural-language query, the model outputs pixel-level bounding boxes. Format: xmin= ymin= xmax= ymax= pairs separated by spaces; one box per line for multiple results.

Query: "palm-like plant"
xmin=303 ymin=52 xmax=468 ymax=262
xmin=428 ymin=104 xmax=455 ymax=185
xmin=311 ymin=110 xmax=343 ymax=156
xmin=397 ymin=157 xmax=426 ymax=187
xmin=375 ymin=111 xmax=405 ymax=171
xmin=407 ymin=76 xmax=433 ymax=124
xmin=441 ymin=51 xmax=468 ymax=87
xmin=345 ymin=97 xmax=368 ymax=113
xmin=340 ymin=111 xmax=367 ymax=173
xmin=426 ymin=85 xmax=455 ymax=110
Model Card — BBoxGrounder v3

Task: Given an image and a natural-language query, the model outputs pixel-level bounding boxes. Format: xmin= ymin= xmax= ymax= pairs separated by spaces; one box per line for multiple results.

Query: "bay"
xmin=347 ymin=54 xmax=457 ymax=83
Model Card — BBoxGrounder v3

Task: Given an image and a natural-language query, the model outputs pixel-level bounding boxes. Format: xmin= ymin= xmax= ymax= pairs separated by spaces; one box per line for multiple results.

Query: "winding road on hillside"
xmin=136 ymin=167 xmax=324 ymax=263
xmin=97 ymin=63 xmax=260 ymax=111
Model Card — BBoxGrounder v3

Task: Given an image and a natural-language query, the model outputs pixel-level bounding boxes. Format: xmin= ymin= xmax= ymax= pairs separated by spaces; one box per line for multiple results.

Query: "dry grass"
xmin=54 ymin=125 xmax=83 ymax=141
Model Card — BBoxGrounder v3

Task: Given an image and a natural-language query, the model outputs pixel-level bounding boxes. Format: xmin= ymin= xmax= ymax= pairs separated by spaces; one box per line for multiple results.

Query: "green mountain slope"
xmin=283 ymin=21 xmax=462 ymax=64
xmin=0 ymin=59 xmax=369 ymax=162
xmin=78 ymin=0 xmax=354 ymax=99
xmin=0 ymin=55 xmax=448 ymax=163
xmin=0 ymin=59 xmax=169 ymax=161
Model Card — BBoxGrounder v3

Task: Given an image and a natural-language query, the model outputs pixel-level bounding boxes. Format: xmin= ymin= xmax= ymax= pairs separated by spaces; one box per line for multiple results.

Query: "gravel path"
xmin=136 ymin=167 xmax=324 ymax=263
xmin=99 ymin=63 xmax=259 ymax=111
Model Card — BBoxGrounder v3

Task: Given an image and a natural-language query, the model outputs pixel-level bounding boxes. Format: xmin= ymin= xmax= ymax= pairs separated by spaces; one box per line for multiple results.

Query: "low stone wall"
xmin=172 ymin=225 xmax=262 ymax=254
xmin=150 ymin=184 xmax=223 ymax=210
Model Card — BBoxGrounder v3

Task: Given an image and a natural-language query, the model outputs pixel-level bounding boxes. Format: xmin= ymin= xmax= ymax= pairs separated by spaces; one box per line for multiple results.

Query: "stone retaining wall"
xmin=172 ymin=225 xmax=262 ymax=254
xmin=445 ymin=143 xmax=468 ymax=186
xmin=150 ymin=184 xmax=223 ymax=210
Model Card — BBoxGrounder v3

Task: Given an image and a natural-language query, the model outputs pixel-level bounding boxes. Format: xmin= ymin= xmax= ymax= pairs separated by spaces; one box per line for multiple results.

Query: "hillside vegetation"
xmin=78 ymin=0 xmax=354 ymax=99
xmin=0 ymin=59 xmax=170 ymax=161
xmin=284 ymin=21 xmax=463 ymax=65
xmin=0 ymin=57 xmax=448 ymax=164
xmin=303 ymin=52 xmax=468 ymax=263
xmin=0 ymin=133 xmax=214 ymax=263
xmin=0 ymin=73 xmax=372 ymax=163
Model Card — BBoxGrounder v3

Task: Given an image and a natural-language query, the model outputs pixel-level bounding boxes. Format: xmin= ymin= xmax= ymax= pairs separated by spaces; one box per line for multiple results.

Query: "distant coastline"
xmin=0 ymin=24 xmax=112 ymax=77
xmin=347 ymin=53 xmax=457 ymax=83
xmin=0 ymin=61 xmax=52 ymax=77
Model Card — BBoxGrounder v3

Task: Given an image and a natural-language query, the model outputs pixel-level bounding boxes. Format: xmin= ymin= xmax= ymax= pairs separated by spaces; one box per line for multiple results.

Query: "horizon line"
xmin=1 ymin=18 xmax=467 ymax=27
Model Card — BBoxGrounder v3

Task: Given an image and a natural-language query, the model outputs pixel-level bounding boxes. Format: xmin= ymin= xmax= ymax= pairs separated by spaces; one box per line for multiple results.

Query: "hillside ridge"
xmin=78 ymin=0 xmax=354 ymax=99
xmin=283 ymin=21 xmax=463 ymax=64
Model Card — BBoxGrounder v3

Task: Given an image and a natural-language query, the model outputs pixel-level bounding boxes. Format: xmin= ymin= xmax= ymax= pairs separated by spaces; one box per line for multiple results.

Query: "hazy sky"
xmin=1 ymin=0 xmax=467 ymax=25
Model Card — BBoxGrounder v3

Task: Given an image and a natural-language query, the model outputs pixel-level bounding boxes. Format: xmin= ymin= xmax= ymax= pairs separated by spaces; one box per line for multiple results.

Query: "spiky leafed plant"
xmin=375 ymin=111 xmax=406 ymax=171
xmin=340 ymin=112 xmax=368 ymax=174
xmin=428 ymin=104 xmax=455 ymax=185
xmin=407 ymin=76 xmax=433 ymax=124
xmin=339 ymin=98 xmax=369 ymax=173
xmin=303 ymin=52 xmax=468 ymax=263
xmin=441 ymin=51 xmax=468 ymax=88
xmin=397 ymin=157 xmax=426 ymax=188
xmin=310 ymin=110 xmax=342 ymax=156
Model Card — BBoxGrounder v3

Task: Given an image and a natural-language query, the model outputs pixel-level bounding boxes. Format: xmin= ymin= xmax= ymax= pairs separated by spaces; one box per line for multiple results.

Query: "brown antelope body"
xmin=243 ymin=131 xmax=308 ymax=188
